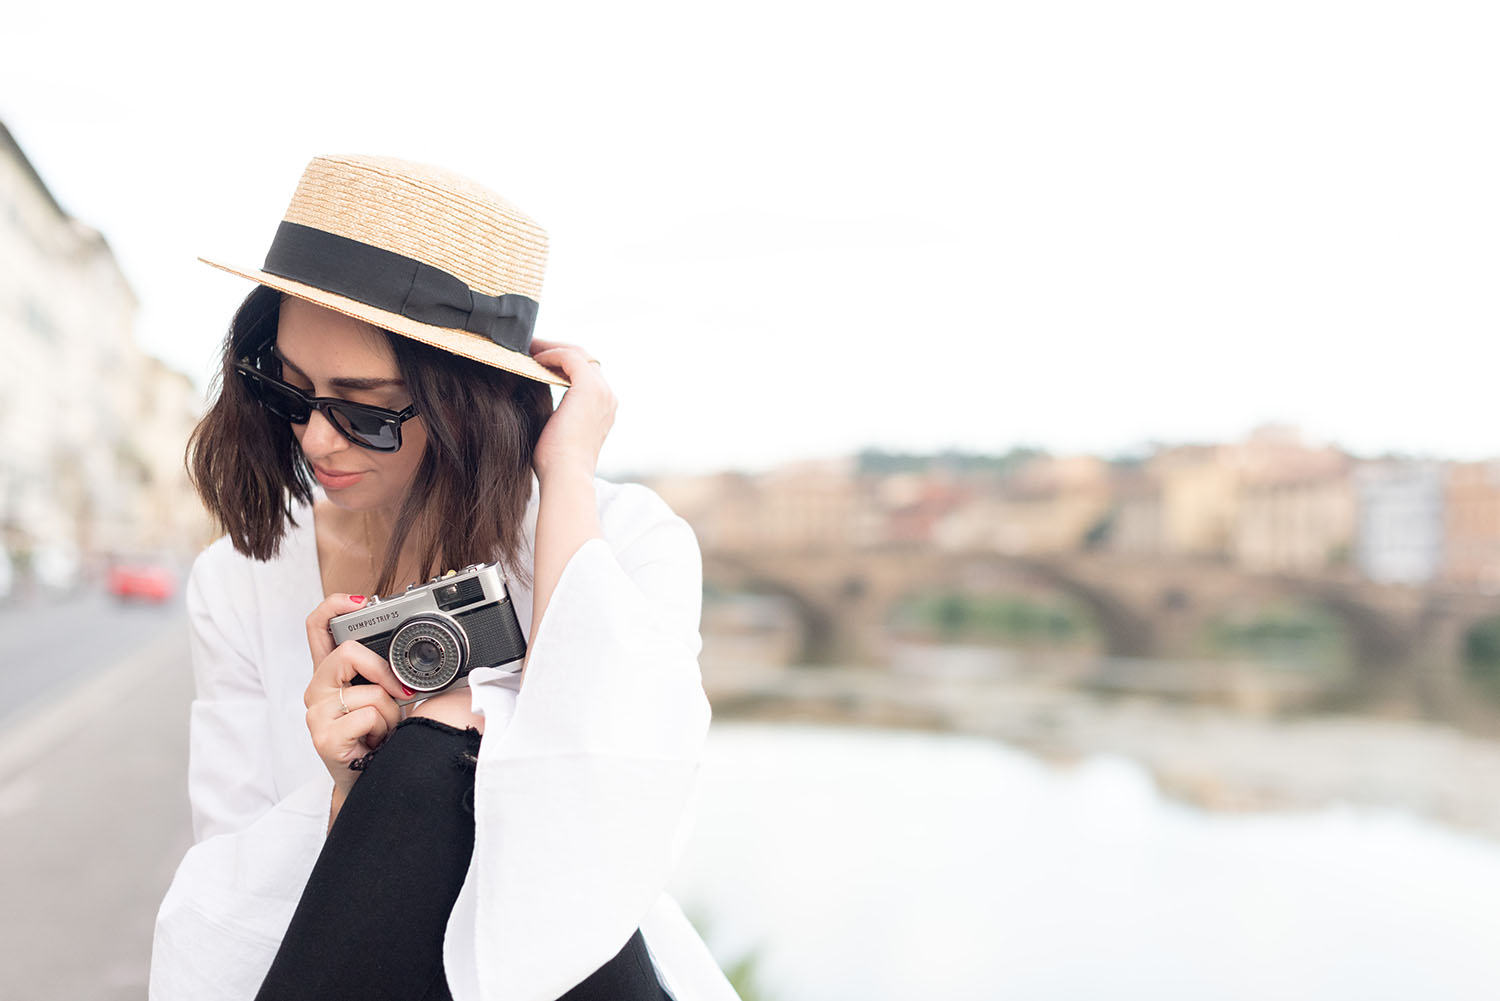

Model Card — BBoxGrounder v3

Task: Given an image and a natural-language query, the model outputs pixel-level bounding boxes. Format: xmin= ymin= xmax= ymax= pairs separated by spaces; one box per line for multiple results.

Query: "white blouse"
xmin=150 ymin=476 xmax=740 ymax=1001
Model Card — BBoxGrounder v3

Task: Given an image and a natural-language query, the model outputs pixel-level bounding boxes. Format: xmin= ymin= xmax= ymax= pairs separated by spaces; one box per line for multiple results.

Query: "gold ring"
xmin=338 ymin=686 xmax=351 ymax=716
xmin=586 ymin=358 xmax=601 ymax=366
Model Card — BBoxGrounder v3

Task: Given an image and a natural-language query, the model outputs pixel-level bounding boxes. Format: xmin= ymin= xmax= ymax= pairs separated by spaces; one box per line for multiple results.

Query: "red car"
xmin=108 ymin=562 xmax=177 ymax=602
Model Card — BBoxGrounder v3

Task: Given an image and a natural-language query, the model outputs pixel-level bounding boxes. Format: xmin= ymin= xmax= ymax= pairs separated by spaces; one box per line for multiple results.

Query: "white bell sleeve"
xmin=455 ymin=484 xmax=714 ymax=1001
xmin=150 ymin=543 xmax=332 ymax=1000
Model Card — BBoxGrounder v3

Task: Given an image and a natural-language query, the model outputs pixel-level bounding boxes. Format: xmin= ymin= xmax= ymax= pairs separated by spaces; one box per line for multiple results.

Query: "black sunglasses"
xmin=233 ymin=356 xmax=419 ymax=453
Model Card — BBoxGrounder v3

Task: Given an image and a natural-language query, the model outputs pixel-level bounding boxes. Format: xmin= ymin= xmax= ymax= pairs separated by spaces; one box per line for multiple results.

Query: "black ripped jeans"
xmin=255 ymin=717 xmax=670 ymax=1001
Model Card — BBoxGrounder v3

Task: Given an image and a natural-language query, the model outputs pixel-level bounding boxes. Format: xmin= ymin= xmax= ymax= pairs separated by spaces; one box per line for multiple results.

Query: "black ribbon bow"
xmin=262 ymin=221 xmax=539 ymax=353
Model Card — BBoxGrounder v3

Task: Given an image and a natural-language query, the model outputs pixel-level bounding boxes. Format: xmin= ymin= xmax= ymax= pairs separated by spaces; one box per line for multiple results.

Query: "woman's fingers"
xmin=529 ymin=336 xmax=589 ymax=355
xmin=306 ymin=676 xmax=404 ymax=785
xmin=530 ymin=340 xmax=602 ymax=379
xmin=331 ymin=680 xmax=403 ymax=737
xmin=309 ymin=639 xmax=409 ymax=702
xmin=302 ymin=596 xmax=411 ymax=789
xmin=305 ymin=592 xmax=369 ymax=667
xmin=309 ymin=700 xmax=392 ymax=772
xmin=529 ymin=341 xmax=617 ymax=479
xmin=531 ymin=348 xmax=601 ymax=380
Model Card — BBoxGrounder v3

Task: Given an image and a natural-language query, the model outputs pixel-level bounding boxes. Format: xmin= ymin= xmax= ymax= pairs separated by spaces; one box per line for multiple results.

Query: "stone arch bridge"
xmin=701 ymin=545 xmax=1500 ymax=717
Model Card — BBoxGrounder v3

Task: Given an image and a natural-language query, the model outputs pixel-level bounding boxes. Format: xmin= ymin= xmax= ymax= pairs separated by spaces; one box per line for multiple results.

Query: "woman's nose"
xmin=299 ymin=408 xmax=349 ymax=456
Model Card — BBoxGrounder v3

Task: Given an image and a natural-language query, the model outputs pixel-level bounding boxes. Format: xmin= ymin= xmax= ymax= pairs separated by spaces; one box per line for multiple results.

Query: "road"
xmin=0 ymin=590 xmax=194 ymax=1000
xmin=0 ymin=588 xmax=188 ymax=728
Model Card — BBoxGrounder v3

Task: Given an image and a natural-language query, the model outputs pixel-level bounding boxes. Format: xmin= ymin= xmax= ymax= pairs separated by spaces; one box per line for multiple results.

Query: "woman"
xmin=150 ymin=155 xmax=738 ymax=1001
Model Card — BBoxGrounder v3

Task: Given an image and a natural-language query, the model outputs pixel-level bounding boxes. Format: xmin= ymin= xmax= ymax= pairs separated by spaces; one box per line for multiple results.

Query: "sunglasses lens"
xmin=239 ymin=368 xmax=310 ymax=423
xmin=328 ymin=405 xmax=400 ymax=452
xmin=235 ymin=364 xmax=407 ymax=452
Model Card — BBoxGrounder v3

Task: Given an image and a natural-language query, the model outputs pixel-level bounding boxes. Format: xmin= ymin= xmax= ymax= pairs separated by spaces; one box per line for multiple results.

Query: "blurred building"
xmin=877 ymin=470 xmax=972 ymax=546
xmin=1233 ymin=458 xmax=1355 ymax=574
xmin=1106 ymin=466 xmax=1162 ymax=556
xmin=124 ymin=356 xmax=208 ymax=550
xmin=1231 ymin=432 xmax=1354 ymax=574
xmin=659 ymin=433 xmax=1500 ymax=597
xmin=648 ymin=471 xmax=762 ymax=552
xmin=0 ymin=121 xmax=204 ymax=572
xmin=1103 ymin=443 xmax=1243 ymax=560
xmin=1151 ymin=444 xmax=1242 ymax=558
xmin=1444 ymin=461 xmax=1500 ymax=591
xmin=751 ymin=457 xmax=868 ymax=551
xmin=1104 ymin=427 xmax=1356 ymax=571
xmin=649 ymin=459 xmax=877 ymax=553
xmin=1355 ymin=461 xmax=1445 ymax=585
xmin=936 ymin=455 xmax=1110 ymax=554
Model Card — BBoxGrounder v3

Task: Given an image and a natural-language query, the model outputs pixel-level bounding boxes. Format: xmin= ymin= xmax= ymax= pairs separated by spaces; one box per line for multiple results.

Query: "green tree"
xmin=1463 ymin=617 xmax=1500 ymax=699
xmin=934 ymin=592 xmax=971 ymax=639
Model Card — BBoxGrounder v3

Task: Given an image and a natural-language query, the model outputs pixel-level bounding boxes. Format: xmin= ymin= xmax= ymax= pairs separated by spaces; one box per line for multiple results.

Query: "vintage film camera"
xmin=330 ymin=562 xmax=527 ymax=705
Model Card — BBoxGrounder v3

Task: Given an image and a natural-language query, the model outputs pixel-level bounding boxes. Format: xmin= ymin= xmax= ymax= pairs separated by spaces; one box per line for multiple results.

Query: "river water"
xmin=668 ymin=721 xmax=1500 ymax=1001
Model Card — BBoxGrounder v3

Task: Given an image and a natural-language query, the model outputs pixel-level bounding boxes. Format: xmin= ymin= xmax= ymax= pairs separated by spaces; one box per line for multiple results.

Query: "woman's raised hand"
xmin=529 ymin=339 xmax=616 ymax=481
xmin=303 ymin=593 xmax=408 ymax=799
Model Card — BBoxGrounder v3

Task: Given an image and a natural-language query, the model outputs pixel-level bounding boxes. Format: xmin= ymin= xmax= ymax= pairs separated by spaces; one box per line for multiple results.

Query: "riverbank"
xmin=674 ymin=720 xmax=1500 ymax=1001
xmin=700 ymin=650 xmax=1500 ymax=842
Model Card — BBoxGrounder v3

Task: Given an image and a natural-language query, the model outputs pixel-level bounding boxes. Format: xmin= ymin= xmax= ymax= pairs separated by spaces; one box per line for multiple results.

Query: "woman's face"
xmin=275 ymin=297 xmax=428 ymax=514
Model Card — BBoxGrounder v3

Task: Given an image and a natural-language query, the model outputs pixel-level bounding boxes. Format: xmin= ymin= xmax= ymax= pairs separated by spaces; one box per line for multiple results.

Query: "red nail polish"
xmin=401 ymin=685 xmax=414 ymax=697
xmin=351 ymin=595 xmax=366 ymax=603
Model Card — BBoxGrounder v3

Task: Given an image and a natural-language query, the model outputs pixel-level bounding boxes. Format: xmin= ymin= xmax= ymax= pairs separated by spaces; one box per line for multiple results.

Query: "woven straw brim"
xmin=199 ymin=256 xmax=571 ymax=388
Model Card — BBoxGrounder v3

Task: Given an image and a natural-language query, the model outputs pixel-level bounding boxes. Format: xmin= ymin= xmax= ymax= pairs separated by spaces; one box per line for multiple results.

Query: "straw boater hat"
xmin=201 ymin=154 xmax=569 ymax=387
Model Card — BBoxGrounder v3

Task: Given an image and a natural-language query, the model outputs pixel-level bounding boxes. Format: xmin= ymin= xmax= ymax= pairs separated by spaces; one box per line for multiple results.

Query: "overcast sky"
xmin=3 ymin=0 xmax=1497 ymax=477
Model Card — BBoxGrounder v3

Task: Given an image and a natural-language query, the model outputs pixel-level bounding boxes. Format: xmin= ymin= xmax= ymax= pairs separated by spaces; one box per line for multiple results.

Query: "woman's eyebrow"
xmin=272 ymin=347 xmax=405 ymax=390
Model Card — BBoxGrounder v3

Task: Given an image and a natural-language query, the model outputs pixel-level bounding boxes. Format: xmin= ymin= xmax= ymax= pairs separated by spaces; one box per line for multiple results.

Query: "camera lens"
xmin=410 ymin=638 xmax=441 ymax=670
xmin=388 ymin=614 xmax=468 ymax=692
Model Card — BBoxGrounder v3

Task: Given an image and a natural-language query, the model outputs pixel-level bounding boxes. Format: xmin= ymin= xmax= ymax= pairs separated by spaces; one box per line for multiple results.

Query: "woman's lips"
xmin=312 ymin=465 xmax=367 ymax=489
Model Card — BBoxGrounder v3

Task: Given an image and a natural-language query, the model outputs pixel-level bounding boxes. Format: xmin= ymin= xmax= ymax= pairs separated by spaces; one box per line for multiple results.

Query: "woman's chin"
xmin=318 ymin=485 xmax=395 ymax=515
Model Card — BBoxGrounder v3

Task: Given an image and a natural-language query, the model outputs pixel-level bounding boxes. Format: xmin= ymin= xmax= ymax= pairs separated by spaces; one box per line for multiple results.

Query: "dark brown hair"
xmin=186 ymin=285 xmax=554 ymax=595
